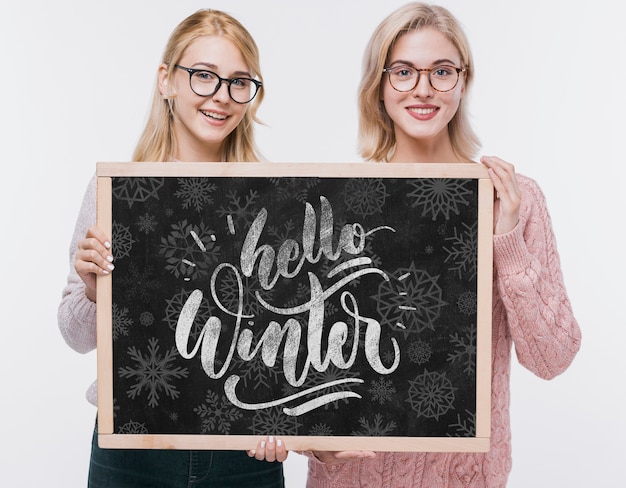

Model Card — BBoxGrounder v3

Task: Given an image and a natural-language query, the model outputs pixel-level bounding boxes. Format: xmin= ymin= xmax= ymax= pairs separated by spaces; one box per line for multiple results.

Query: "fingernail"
xmin=260 ymin=441 xmax=266 ymax=449
xmin=104 ymin=241 xmax=111 ymax=249
xmin=107 ymin=264 xmax=115 ymax=271
xmin=269 ymin=436 xmax=274 ymax=443
xmin=103 ymin=270 xmax=109 ymax=275
xmin=107 ymin=255 xmax=114 ymax=263
xmin=277 ymin=439 xmax=282 ymax=447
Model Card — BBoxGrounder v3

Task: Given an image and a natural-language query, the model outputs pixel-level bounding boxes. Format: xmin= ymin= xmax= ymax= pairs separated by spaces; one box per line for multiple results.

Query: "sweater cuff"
xmin=492 ymin=224 xmax=531 ymax=275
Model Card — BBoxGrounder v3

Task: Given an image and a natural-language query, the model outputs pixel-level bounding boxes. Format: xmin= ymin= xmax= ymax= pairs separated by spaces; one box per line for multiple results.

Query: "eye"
xmin=230 ymin=78 xmax=251 ymax=89
xmin=392 ymin=66 xmax=415 ymax=79
xmin=432 ymin=66 xmax=455 ymax=78
xmin=193 ymin=70 xmax=216 ymax=82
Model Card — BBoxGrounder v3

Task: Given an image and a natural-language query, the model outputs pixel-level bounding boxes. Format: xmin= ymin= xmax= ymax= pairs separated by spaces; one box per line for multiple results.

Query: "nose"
xmin=211 ymin=80 xmax=230 ymax=103
xmin=412 ymin=70 xmax=433 ymax=98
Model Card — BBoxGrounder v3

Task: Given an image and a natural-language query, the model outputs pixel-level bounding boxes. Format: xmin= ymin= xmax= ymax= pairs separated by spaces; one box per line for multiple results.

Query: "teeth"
xmin=201 ymin=110 xmax=227 ymax=120
xmin=409 ymin=107 xmax=436 ymax=115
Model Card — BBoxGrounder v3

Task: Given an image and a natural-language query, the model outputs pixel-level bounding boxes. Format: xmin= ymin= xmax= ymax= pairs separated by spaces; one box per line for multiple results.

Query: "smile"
xmin=408 ymin=107 xmax=437 ymax=115
xmin=200 ymin=110 xmax=228 ymax=120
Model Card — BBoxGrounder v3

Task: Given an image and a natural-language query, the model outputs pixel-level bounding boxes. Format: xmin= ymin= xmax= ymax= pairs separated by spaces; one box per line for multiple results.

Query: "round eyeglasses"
xmin=383 ymin=64 xmax=466 ymax=93
xmin=175 ymin=65 xmax=262 ymax=104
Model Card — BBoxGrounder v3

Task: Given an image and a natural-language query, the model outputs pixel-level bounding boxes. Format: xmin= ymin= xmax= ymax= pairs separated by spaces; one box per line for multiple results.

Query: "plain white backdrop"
xmin=1 ymin=0 xmax=623 ymax=486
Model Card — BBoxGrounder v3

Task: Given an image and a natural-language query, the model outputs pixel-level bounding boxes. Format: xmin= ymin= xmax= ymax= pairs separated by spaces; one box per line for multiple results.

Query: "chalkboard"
xmin=96 ymin=162 xmax=493 ymax=452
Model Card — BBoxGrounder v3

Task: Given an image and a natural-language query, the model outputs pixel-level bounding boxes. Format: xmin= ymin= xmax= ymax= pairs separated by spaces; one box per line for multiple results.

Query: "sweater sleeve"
xmin=492 ymin=175 xmax=581 ymax=379
xmin=57 ymin=176 xmax=98 ymax=354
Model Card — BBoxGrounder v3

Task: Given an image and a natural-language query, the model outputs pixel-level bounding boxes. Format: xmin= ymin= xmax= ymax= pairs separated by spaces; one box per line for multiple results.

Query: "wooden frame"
xmin=96 ymin=162 xmax=493 ymax=452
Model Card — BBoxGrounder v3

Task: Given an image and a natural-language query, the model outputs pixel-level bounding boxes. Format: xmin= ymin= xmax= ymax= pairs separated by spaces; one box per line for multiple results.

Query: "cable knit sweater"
xmin=58 ymin=173 xmax=581 ymax=487
xmin=305 ymin=174 xmax=581 ymax=487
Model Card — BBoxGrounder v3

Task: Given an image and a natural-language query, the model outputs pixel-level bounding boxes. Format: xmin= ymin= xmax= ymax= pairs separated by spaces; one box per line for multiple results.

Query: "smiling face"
xmin=159 ymin=35 xmax=251 ymax=161
xmin=382 ymin=28 xmax=465 ymax=161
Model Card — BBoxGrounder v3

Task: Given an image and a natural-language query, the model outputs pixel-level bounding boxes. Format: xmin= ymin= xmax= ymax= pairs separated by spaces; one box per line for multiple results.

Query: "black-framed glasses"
xmin=383 ymin=64 xmax=466 ymax=93
xmin=175 ymin=65 xmax=262 ymax=104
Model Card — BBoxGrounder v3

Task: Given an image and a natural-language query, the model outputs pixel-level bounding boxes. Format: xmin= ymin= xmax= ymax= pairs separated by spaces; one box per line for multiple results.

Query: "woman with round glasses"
xmin=58 ymin=9 xmax=286 ymax=487
xmin=306 ymin=3 xmax=581 ymax=487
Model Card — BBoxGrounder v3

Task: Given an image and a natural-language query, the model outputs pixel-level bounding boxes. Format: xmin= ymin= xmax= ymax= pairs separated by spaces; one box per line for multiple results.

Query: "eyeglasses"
xmin=383 ymin=65 xmax=466 ymax=93
xmin=175 ymin=65 xmax=262 ymax=104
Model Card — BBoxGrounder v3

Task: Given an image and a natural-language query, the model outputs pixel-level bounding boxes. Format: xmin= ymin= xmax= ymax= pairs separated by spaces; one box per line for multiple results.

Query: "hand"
xmin=480 ymin=156 xmax=521 ymax=235
xmin=310 ymin=450 xmax=376 ymax=465
xmin=247 ymin=436 xmax=288 ymax=462
xmin=74 ymin=225 xmax=114 ymax=301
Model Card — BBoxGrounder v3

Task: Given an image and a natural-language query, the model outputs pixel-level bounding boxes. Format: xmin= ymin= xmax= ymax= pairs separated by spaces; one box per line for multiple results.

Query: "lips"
xmin=407 ymin=105 xmax=438 ymax=120
xmin=200 ymin=109 xmax=228 ymax=121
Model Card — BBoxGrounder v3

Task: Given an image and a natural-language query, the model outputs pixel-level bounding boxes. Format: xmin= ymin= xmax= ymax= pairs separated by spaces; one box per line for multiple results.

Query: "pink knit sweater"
xmin=305 ymin=174 xmax=581 ymax=487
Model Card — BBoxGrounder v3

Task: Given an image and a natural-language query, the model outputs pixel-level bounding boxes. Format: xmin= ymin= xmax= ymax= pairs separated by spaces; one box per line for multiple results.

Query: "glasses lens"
xmin=190 ymin=71 xmax=220 ymax=96
xmin=429 ymin=66 xmax=459 ymax=92
xmin=388 ymin=66 xmax=418 ymax=92
xmin=229 ymin=78 xmax=258 ymax=104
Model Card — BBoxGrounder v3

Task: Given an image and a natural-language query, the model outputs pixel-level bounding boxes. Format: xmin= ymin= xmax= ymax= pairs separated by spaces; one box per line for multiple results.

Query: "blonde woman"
xmin=306 ymin=3 xmax=581 ymax=487
xmin=58 ymin=9 xmax=286 ymax=487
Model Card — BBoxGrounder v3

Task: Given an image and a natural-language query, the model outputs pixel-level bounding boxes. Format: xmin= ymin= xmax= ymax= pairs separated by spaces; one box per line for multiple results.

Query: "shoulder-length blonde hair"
xmin=132 ymin=9 xmax=264 ymax=162
xmin=358 ymin=2 xmax=480 ymax=162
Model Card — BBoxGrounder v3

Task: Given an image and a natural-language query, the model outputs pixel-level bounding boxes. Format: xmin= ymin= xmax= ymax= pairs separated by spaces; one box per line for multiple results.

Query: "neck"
xmin=389 ymin=130 xmax=465 ymax=164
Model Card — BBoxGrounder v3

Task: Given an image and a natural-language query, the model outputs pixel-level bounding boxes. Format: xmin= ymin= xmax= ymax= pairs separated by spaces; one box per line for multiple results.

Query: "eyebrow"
xmin=389 ymin=58 xmax=459 ymax=67
xmin=190 ymin=62 xmax=253 ymax=78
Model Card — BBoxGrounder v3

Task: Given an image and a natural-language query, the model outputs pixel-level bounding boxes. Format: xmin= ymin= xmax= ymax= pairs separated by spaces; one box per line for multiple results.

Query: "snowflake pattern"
xmin=114 ymin=262 xmax=159 ymax=303
xmin=112 ymin=221 xmax=135 ymax=259
xmin=368 ymin=377 xmax=397 ymax=405
xmin=448 ymin=409 xmax=476 ymax=437
xmin=159 ymin=220 xmax=220 ymax=279
xmin=406 ymin=370 xmax=456 ymax=420
xmin=216 ymin=189 xmax=261 ymax=234
xmin=175 ymin=177 xmax=217 ymax=212
xmin=343 ymin=178 xmax=389 ymax=217
xmin=374 ymin=263 xmax=447 ymax=339
xmin=136 ymin=212 xmax=158 ymax=234
xmin=268 ymin=177 xmax=320 ymax=203
xmin=251 ymin=407 xmax=300 ymax=435
xmin=112 ymin=303 xmax=132 ymax=340
xmin=118 ymin=337 xmax=189 ymax=408
xmin=215 ymin=268 xmax=273 ymax=318
xmin=407 ymin=178 xmax=473 ymax=221
xmin=113 ymin=177 xmax=164 ymax=208
xmin=162 ymin=288 xmax=212 ymax=342
xmin=139 ymin=311 xmax=154 ymax=327
xmin=351 ymin=413 xmax=397 ymax=436
xmin=457 ymin=290 xmax=477 ymax=315
xmin=309 ymin=423 xmax=334 ymax=436
xmin=443 ymin=222 xmax=478 ymax=280
xmin=117 ymin=419 xmax=149 ymax=434
xmin=407 ymin=340 xmax=432 ymax=365
xmin=194 ymin=390 xmax=243 ymax=434
xmin=448 ymin=329 xmax=476 ymax=375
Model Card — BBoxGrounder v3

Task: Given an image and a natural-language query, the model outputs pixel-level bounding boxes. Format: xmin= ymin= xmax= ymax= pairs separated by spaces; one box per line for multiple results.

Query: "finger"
xmin=264 ymin=436 xmax=277 ymax=463
xmin=254 ymin=439 xmax=267 ymax=461
xmin=75 ymin=247 xmax=115 ymax=276
xmin=274 ymin=438 xmax=288 ymax=462
xmin=247 ymin=449 xmax=256 ymax=458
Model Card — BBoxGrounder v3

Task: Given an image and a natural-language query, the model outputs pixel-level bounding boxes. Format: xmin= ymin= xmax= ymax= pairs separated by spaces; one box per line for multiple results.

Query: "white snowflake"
xmin=112 ymin=177 xmax=164 ymax=208
xmin=112 ymin=303 xmax=132 ymax=340
xmin=111 ymin=221 xmax=135 ymax=259
xmin=136 ymin=212 xmax=158 ymax=234
xmin=407 ymin=340 xmax=432 ymax=365
xmin=251 ymin=407 xmax=300 ymax=435
xmin=159 ymin=220 xmax=220 ymax=279
xmin=368 ymin=377 xmax=397 ymax=405
xmin=343 ymin=178 xmax=389 ymax=217
xmin=117 ymin=419 xmax=149 ymax=434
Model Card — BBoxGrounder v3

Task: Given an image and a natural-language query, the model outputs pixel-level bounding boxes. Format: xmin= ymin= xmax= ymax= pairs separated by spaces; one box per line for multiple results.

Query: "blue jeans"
xmin=88 ymin=423 xmax=285 ymax=487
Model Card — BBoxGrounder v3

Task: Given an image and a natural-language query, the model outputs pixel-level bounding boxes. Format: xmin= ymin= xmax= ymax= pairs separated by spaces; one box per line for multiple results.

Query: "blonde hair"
xmin=132 ymin=9 xmax=264 ymax=162
xmin=358 ymin=2 xmax=480 ymax=162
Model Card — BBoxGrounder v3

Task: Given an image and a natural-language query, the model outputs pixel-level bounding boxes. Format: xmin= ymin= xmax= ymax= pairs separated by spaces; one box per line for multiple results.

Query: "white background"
xmin=1 ymin=0 xmax=623 ymax=486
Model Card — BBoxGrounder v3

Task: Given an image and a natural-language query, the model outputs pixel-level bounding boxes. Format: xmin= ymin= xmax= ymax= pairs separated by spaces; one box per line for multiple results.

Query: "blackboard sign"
xmin=96 ymin=162 xmax=493 ymax=452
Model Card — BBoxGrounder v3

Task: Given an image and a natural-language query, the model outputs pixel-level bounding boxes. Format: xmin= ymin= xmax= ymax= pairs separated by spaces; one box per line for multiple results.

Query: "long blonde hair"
xmin=132 ymin=9 xmax=264 ymax=162
xmin=358 ymin=2 xmax=480 ymax=162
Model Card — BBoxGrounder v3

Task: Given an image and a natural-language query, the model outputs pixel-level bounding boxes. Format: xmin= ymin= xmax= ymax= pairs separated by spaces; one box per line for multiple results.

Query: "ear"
xmin=158 ymin=64 xmax=172 ymax=98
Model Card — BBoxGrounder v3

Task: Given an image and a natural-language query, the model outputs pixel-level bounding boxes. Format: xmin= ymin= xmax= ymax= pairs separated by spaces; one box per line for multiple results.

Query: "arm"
xmin=493 ymin=175 xmax=581 ymax=379
xmin=57 ymin=176 xmax=114 ymax=353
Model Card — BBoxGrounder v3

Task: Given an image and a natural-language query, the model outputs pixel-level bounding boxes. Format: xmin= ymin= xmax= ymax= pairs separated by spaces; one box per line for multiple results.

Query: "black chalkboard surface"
xmin=96 ymin=162 xmax=493 ymax=452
